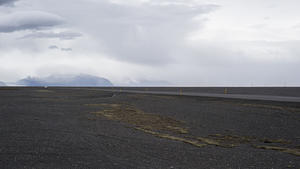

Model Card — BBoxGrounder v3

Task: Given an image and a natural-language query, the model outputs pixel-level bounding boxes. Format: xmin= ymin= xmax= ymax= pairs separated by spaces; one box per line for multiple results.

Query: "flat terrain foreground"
xmin=0 ymin=87 xmax=299 ymax=169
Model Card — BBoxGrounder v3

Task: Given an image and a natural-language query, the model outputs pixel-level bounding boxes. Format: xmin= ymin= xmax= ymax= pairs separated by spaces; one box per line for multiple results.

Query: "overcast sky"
xmin=0 ymin=0 xmax=300 ymax=86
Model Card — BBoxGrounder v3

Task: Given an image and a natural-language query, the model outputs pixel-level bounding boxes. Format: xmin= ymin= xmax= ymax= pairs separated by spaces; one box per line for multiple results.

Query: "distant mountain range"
xmin=16 ymin=74 xmax=113 ymax=87
xmin=0 ymin=81 xmax=6 ymax=86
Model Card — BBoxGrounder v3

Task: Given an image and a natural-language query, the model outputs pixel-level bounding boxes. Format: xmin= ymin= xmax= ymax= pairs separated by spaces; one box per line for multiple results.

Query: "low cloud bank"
xmin=21 ymin=31 xmax=82 ymax=40
xmin=0 ymin=11 xmax=64 ymax=33
xmin=0 ymin=0 xmax=18 ymax=6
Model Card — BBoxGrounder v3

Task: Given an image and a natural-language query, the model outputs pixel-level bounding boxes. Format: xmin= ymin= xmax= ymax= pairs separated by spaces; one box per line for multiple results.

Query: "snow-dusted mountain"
xmin=0 ymin=81 xmax=6 ymax=86
xmin=17 ymin=74 xmax=113 ymax=87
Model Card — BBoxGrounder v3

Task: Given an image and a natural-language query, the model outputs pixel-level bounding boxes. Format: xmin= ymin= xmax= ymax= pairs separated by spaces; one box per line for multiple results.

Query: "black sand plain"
xmin=0 ymin=87 xmax=299 ymax=169
xmin=99 ymin=87 xmax=300 ymax=97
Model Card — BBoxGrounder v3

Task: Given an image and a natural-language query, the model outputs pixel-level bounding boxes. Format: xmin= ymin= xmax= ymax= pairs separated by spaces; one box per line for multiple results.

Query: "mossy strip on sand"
xmin=253 ymin=145 xmax=300 ymax=156
xmin=87 ymin=103 xmax=299 ymax=156
xmin=209 ymin=134 xmax=254 ymax=145
xmin=197 ymin=137 xmax=234 ymax=148
xmin=89 ymin=103 xmax=188 ymax=135
xmin=135 ymin=127 xmax=206 ymax=148
xmin=260 ymin=138 xmax=292 ymax=144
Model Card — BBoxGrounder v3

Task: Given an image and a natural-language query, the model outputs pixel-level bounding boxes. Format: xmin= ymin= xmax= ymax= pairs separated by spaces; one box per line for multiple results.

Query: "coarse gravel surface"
xmin=0 ymin=87 xmax=299 ymax=169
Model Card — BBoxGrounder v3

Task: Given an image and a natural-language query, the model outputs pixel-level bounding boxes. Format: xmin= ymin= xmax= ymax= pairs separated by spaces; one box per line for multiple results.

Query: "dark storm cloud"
xmin=0 ymin=0 xmax=17 ymax=6
xmin=61 ymin=48 xmax=72 ymax=51
xmin=69 ymin=1 xmax=219 ymax=65
xmin=0 ymin=11 xmax=64 ymax=33
xmin=49 ymin=46 xmax=73 ymax=52
xmin=21 ymin=31 xmax=82 ymax=40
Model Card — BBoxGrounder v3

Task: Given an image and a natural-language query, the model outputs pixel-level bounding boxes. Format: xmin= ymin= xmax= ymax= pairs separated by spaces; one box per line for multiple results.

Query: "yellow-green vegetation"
xmin=260 ymin=138 xmax=292 ymax=144
xmin=253 ymin=145 xmax=300 ymax=156
xmin=86 ymin=103 xmax=299 ymax=156
xmin=89 ymin=103 xmax=188 ymax=134
xmin=208 ymin=134 xmax=254 ymax=146
xmin=135 ymin=127 xmax=206 ymax=148
xmin=196 ymin=134 xmax=255 ymax=148
xmin=197 ymin=137 xmax=230 ymax=147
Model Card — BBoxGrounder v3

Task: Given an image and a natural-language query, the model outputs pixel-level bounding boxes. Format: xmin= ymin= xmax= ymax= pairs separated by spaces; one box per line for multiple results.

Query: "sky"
xmin=0 ymin=0 xmax=300 ymax=86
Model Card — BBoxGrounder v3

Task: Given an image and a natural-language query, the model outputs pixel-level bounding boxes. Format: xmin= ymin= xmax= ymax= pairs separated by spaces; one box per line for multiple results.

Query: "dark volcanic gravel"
xmin=0 ymin=87 xmax=299 ymax=169
xmin=100 ymin=87 xmax=300 ymax=97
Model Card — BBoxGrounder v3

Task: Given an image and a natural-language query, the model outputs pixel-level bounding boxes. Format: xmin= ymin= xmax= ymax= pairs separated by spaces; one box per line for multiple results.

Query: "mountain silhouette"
xmin=17 ymin=74 xmax=113 ymax=87
xmin=0 ymin=81 xmax=6 ymax=86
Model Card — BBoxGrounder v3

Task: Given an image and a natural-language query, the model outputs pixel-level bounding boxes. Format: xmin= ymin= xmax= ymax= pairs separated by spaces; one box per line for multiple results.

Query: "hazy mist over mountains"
xmin=0 ymin=81 xmax=6 ymax=86
xmin=0 ymin=74 xmax=173 ymax=87
xmin=15 ymin=74 xmax=113 ymax=87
